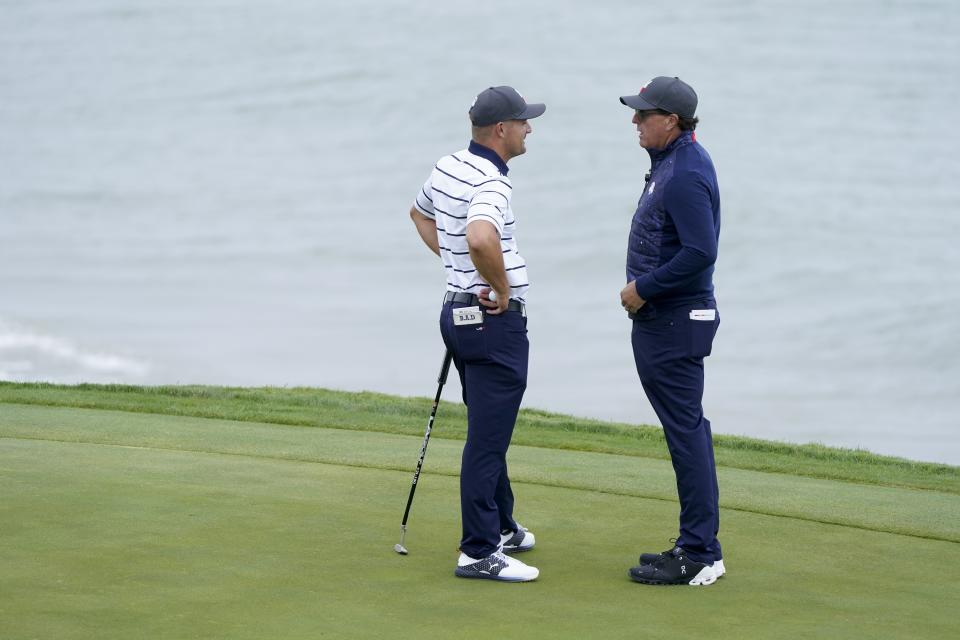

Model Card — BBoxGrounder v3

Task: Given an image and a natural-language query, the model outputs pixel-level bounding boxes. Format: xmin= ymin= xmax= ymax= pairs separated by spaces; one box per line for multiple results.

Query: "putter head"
xmin=394 ymin=543 xmax=408 ymax=555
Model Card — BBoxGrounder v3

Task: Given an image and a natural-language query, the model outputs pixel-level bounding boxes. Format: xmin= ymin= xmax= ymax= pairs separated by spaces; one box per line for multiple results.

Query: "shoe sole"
xmin=454 ymin=569 xmax=538 ymax=582
xmin=637 ymin=557 xmax=726 ymax=578
xmin=501 ymin=545 xmax=534 ymax=554
xmin=628 ymin=567 xmax=717 ymax=587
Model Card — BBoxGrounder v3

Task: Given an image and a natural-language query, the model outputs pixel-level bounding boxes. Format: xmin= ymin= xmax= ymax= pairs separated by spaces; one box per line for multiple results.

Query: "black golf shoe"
xmin=638 ymin=542 xmax=726 ymax=579
xmin=638 ymin=541 xmax=679 ymax=566
xmin=629 ymin=547 xmax=718 ymax=586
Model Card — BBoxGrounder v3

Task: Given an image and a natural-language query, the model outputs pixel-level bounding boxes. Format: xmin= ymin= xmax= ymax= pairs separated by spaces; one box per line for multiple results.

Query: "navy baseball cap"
xmin=620 ymin=76 xmax=698 ymax=119
xmin=469 ymin=86 xmax=546 ymax=126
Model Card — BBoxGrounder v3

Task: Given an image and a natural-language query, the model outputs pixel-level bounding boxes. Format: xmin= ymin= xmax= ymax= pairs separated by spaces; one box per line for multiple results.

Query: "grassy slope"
xmin=2 ymin=384 xmax=960 ymax=639
xmin=1 ymin=382 xmax=957 ymax=494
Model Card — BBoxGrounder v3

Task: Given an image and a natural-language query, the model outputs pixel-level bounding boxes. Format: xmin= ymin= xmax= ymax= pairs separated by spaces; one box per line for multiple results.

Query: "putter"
xmin=394 ymin=348 xmax=453 ymax=555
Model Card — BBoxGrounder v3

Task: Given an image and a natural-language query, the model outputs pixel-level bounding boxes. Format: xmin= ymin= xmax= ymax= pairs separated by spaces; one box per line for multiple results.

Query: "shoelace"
xmin=651 ymin=539 xmax=683 ymax=568
xmin=490 ymin=551 xmax=511 ymax=567
xmin=656 ymin=538 xmax=680 ymax=558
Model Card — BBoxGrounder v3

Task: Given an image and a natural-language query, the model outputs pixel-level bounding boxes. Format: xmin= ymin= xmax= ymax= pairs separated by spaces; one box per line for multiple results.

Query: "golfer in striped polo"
xmin=409 ymin=86 xmax=545 ymax=582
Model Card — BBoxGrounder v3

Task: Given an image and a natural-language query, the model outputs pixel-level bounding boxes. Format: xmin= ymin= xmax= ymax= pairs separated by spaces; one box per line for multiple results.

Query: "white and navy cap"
xmin=620 ymin=76 xmax=698 ymax=119
xmin=469 ymin=86 xmax=546 ymax=126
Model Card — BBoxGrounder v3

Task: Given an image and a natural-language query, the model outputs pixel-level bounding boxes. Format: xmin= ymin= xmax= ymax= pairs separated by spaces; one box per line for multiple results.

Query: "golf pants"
xmin=440 ymin=301 xmax=527 ymax=559
xmin=631 ymin=300 xmax=722 ymax=564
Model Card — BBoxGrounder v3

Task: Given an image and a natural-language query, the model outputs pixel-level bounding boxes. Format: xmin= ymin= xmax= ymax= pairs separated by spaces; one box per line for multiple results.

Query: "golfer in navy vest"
xmin=618 ymin=76 xmax=726 ymax=586
xmin=409 ymin=86 xmax=545 ymax=582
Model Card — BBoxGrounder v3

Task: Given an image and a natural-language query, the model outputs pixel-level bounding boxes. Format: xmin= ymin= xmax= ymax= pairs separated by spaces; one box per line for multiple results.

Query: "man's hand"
xmin=479 ymin=287 xmax=509 ymax=314
xmin=620 ymin=281 xmax=646 ymax=314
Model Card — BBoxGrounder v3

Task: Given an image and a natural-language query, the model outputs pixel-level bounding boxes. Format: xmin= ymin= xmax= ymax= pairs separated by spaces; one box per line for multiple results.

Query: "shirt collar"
xmin=468 ymin=140 xmax=509 ymax=176
xmin=647 ymin=130 xmax=695 ymax=162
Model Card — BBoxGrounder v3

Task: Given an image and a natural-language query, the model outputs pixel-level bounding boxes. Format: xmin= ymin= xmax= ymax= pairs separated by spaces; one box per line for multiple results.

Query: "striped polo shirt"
xmin=413 ymin=141 xmax=529 ymax=302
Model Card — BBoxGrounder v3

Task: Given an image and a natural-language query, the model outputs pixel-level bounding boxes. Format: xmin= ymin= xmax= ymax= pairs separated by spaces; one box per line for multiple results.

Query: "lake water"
xmin=2 ymin=0 xmax=959 ymax=464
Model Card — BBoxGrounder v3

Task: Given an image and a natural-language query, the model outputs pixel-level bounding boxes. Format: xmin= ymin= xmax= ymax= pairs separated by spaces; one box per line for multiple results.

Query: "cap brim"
xmin=517 ymin=103 xmax=546 ymax=120
xmin=620 ymin=95 xmax=657 ymax=110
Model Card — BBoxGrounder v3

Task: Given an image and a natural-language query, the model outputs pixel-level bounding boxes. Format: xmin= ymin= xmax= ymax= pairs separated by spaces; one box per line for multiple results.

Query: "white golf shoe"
xmin=454 ymin=550 xmax=539 ymax=582
xmin=713 ymin=558 xmax=726 ymax=578
xmin=500 ymin=524 xmax=536 ymax=553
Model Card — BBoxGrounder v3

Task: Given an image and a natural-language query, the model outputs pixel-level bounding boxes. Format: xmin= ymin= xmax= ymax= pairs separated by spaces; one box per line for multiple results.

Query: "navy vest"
xmin=626 ymin=131 xmax=721 ymax=309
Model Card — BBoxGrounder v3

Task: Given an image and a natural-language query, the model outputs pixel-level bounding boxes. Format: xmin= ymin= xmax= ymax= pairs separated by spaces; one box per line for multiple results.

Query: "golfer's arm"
xmin=410 ymin=207 xmax=440 ymax=257
xmin=466 ymin=220 xmax=509 ymax=297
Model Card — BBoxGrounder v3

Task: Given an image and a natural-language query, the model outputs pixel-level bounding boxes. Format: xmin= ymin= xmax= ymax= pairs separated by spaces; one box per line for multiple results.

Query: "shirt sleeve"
xmin=634 ymin=171 xmax=718 ymax=299
xmin=467 ymin=179 xmax=511 ymax=236
xmin=413 ymin=174 xmax=435 ymax=218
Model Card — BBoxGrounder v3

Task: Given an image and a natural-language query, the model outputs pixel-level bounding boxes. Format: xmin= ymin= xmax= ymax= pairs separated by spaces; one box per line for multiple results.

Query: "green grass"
xmin=2 ymin=384 xmax=959 ymax=639
xmin=2 ymin=382 xmax=957 ymax=493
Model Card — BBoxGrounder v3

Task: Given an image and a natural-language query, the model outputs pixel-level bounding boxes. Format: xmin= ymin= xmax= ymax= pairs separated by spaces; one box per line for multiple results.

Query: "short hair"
xmin=641 ymin=108 xmax=697 ymax=131
xmin=677 ymin=115 xmax=699 ymax=131
xmin=471 ymin=121 xmax=499 ymax=141
xmin=471 ymin=123 xmax=492 ymax=137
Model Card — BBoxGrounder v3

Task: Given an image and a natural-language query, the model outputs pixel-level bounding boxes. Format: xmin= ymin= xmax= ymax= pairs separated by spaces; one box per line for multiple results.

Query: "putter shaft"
xmin=395 ymin=349 xmax=453 ymax=555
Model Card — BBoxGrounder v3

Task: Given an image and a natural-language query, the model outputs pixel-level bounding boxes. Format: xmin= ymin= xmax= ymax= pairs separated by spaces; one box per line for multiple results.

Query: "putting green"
xmin=1 ymin=404 xmax=958 ymax=639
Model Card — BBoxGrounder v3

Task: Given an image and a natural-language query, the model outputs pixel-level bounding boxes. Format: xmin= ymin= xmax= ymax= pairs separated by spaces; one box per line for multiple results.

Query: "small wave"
xmin=0 ymin=318 xmax=150 ymax=383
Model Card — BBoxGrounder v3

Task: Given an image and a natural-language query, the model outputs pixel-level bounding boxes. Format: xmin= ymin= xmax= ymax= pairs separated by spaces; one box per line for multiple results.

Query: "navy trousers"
xmin=439 ymin=301 xmax=528 ymax=559
xmin=631 ymin=300 xmax=722 ymax=564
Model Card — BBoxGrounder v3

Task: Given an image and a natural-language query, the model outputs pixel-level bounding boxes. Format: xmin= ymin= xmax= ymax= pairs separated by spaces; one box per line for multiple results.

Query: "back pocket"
xmin=689 ymin=308 xmax=719 ymax=358
xmin=452 ymin=309 xmax=488 ymax=362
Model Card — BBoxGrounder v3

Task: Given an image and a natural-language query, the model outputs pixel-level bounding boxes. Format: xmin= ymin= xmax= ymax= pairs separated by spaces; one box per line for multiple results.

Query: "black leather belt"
xmin=444 ymin=291 xmax=526 ymax=315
